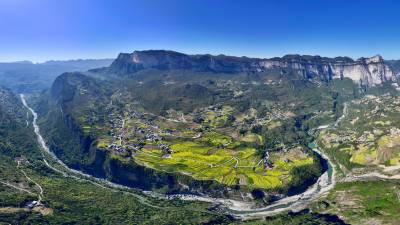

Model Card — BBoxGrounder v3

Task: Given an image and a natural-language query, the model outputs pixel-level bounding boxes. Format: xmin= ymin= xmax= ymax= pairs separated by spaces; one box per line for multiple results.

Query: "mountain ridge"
xmin=0 ymin=58 xmax=114 ymax=93
xmin=102 ymin=50 xmax=399 ymax=87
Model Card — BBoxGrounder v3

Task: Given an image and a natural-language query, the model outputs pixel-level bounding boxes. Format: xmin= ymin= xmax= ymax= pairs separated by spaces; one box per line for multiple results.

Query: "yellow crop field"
xmin=133 ymin=138 xmax=314 ymax=190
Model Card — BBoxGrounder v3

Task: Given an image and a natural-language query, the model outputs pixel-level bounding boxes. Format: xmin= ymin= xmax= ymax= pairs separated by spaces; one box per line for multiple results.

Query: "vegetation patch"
xmin=319 ymin=181 xmax=400 ymax=225
xmin=134 ymin=139 xmax=314 ymax=190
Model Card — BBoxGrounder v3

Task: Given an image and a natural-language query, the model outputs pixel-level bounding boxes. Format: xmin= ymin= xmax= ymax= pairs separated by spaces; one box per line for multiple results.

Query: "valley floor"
xmin=3 ymin=92 xmax=400 ymax=224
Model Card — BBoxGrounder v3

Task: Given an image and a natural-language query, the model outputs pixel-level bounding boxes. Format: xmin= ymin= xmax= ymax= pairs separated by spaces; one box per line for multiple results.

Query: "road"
xmin=0 ymin=181 xmax=35 ymax=195
xmin=20 ymin=169 xmax=44 ymax=203
xmin=168 ymin=102 xmax=351 ymax=219
xmin=20 ymin=94 xmax=343 ymax=220
xmin=153 ymin=105 xmax=347 ymax=219
xmin=20 ymin=94 xmax=161 ymax=209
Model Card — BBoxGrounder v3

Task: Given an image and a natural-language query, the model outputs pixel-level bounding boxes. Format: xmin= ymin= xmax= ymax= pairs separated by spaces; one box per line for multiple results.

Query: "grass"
xmin=0 ymin=163 xmax=232 ymax=225
xmin=241 ymin=133 xmax=263 ymax=143
xmin=96 ymin=139 xmax=109 ymax=149
xmin=202 ymin=131 xmax=239 ymax=147
xmin=322 ymin=181 xmax=400 ymax=224
xmin=316 ymin=94 xmax=400 ymax=170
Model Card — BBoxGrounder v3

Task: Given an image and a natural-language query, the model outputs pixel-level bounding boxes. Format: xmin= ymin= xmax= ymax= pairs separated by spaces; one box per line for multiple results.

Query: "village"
xmin=106 ymin=108 xmax=174 ymax=158
xmin=78 ymin=95 xmax=323 ymax=191
xmin=101 ymin=99 xmax=295 ymax=166
xmin=318 ymin=94 xmax=400 ymax=168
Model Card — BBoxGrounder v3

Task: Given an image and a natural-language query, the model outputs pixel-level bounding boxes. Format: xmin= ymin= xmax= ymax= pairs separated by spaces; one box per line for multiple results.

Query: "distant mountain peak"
xmin=107 ymin=50 xmax=398 ymax=86
xmin=1 ymin=60 xmax=34 ymax=64
xmin=365 ymin=54 xmax=384 ymax=63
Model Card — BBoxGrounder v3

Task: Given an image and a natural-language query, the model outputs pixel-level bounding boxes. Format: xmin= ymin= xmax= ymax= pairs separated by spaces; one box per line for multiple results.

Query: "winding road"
xmin=20 ymin=94 xmax=343 ymax=220
xmin=20 ymin=169 xmax=44 ymax=204
xmin=0 ymin=161 xmax=44 ymax=208
xmin=162 ymin=109 xmax=344 ymax=219
xmin=160 ymin=143 xmax=336 ymax=220
xmin=20 ymin=94 xmax=161 ymax=209
xmin=0 ymin=181 xmax=35 ymax=196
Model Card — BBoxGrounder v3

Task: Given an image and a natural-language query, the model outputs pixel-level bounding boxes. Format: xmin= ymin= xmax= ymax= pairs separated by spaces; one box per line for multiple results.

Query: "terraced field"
xmin=316 ymin=181 xmax=400 ymax=225
xmin=134 ymin=136 xmax=314 ymax=189
xmin=317 ymin=94 xmax=400 ymax=171
xmin=82 ymin=98 xmax=319 ymax=191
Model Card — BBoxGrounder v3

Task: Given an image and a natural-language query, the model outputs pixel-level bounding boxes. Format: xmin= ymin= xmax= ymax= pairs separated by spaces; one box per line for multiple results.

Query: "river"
xmin=20 ymin=94 xmax=339 ymax=220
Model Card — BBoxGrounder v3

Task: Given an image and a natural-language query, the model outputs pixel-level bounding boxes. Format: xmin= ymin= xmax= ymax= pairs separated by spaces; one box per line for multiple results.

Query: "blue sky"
xmin=1 ymin=0 xmax=400 ymax=62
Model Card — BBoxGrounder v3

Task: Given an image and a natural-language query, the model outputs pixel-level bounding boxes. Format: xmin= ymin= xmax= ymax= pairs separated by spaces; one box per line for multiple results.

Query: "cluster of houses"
xmin=267 ymin=110 xmax=290 ymax=121
xmin=323 ymin=95 xmax=400 ymax=151
xmin=158 ymin=143 xmax=173 ymax=158
xmin=107 ymin=114 xmax=128 ymax=154
xmin=390 ymin=127 xmax=400 ymax=136
xmin=263 ymin=151 xmax=272 ymax=169
xmin=106 ymin=108 xmax=176 ymax=158
xmin=145 ymin=132 xmax=161 ymax=142
xmin=107 ymin=142 xmax=128 ymax=154
xmin=330 ymin=133 xmax=353 ymax=145
xmin=135 ymin=125 xmax=174 ymax=157
xmin=356 ymin=131 xmax=375 ymax=145
xmin=26 ymin=200 xmax=41 ymax=209
xmin=129 ymin=111 xmax=143 ymax=119
xmin=133 ymin=124 xmax=162 ymax=142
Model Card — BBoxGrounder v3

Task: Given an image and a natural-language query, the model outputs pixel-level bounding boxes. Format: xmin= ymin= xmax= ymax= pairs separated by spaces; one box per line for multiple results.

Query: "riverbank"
xmin=20 ymin=94 xmax=339 ymax=220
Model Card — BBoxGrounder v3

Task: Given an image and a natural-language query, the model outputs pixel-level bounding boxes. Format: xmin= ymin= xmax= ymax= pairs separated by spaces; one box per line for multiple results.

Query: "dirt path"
xmin=19 ymin=93 xmax=344 ymax=220
xmin=20 ymin=94 xmax=162 ymax=209
xmin=20 ymin=170 xmax=44 ymax=203
xmin=343 ymin=172 xmax=400 ymax=182
xmin=0 ymin=207 xmax=29 ymax=213
xmin=334 ymin=102 xmax=348 ymax=127
xmin=0 ymin=181 xmax=35 ymax=195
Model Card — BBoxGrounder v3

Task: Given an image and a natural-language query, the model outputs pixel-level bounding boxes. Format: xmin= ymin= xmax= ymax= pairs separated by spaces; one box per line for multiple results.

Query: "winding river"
xmin=156 ymin=143 xmax=336 ymax=219
xmin=20 ymin=94 xmax=339 ymax=219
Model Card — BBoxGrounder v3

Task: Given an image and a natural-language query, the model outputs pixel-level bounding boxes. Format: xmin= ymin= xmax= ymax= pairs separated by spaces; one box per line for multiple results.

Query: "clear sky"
xmin=1 ymin=0 xmax=400 ymax=62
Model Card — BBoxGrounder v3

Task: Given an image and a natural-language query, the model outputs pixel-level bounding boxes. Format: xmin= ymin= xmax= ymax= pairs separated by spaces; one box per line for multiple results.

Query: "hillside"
xmin=0 ymin=88 xmax=235 ymax=224
xmin=99 ymin=50 xmax=399 ymax=87
xmin=0 ymin=88 xmax=350 ymax=224
xmin=30 ymin=50 xmax=400 ymax=224
xmin=38 ymin=50 xmax=378 ymax=201
xmin=3 ymin=49 xmax=400 ymax=223
xmin=386 ymin=59 xmax=400 ymax=74
xmin=0 ymin=59 xmax=113 ymax=93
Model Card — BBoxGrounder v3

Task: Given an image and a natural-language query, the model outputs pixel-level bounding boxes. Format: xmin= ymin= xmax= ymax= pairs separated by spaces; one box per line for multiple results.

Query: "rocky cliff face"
xmin=258 ymin=54 xmax=397 ymax=86
xmin=109 ymin=50 xmax=255 ymax=74
xmin=386 ymin=59 xmax=400 ymax=75
xmin=108 ymin=50 xmax=398 ymax=87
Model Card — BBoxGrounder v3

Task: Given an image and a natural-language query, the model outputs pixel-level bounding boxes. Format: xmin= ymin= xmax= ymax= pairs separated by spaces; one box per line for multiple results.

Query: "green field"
xmin=316 ymin=181 xmax=400 ymax=225
xmin=134 ymin=137 xmax=314 ymax=189
xmin=317 ymin=95 xmax=400 ymax=170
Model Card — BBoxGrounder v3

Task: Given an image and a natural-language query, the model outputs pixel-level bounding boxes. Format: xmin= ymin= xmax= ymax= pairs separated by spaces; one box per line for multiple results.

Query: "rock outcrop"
xmin=108 ymin=50 xmax=255 ymax=74
xmin=259 ymin=54 xmax=397 ymax=86
xmin=107 ymin=50 xmax=398 ymax=86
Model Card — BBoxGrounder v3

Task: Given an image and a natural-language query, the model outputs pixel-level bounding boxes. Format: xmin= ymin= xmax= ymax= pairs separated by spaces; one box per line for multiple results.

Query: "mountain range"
xmin=2 ymin=49 xmax=400 ymax=224
xmin=102 ymin=50 xmax=400 ymax=87
xmin=0 ymin=58 xmax=114 ymax=93
xmin=38 ymin=49 xmax=400 ymax=202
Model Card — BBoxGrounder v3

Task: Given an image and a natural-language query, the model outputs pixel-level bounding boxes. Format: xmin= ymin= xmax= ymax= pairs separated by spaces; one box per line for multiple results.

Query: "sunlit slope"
xmin=317 ymin=93 xmax=400 ymax=173
xmin=41 ymin=61 xmax=355 ymax=195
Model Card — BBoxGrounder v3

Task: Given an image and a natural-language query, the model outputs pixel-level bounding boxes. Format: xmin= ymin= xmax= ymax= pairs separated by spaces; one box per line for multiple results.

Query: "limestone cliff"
xmin=258 ymin=54 xmax=397 ymax=86
xmin=106 ymin=50 xmax=398 ymax=87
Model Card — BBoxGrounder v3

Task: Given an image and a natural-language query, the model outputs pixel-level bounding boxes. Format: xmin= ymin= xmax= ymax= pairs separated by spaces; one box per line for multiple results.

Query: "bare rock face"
xmin=109 ymin=50 xmax=255 ymax=74
xmin=258 ymin=54 xmax=396 ymax=86
xmin=332 ymin=55 xmax=395 ymax=86
xmin=108 ymin=50 xmax=398 ymax=87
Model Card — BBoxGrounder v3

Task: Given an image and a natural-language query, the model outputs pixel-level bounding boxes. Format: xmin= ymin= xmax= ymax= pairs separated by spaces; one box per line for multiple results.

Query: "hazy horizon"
xmin=2 ymin=0 xmax=400 ymax=62
xmin=0 ymin=49 xmax=395 ymax=64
